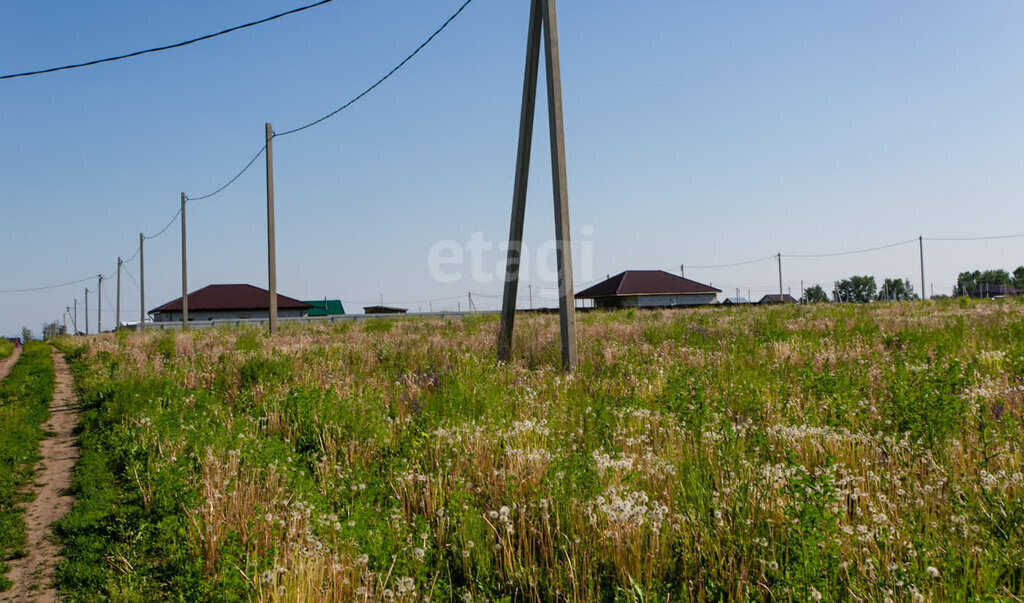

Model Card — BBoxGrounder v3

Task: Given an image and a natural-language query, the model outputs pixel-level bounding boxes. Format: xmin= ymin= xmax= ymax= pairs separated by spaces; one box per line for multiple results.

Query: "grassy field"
xmin=54 ymin=300 xmax=1024 ymax=601
xmin=0 ymin=339 xmax=14 ymax=360
xmin=0 ymin=342 xmax=55 ymax=591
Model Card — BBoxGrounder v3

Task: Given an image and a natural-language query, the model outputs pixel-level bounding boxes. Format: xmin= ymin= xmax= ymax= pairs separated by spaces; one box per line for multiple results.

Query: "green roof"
xmin=303 ymin=300 xmax=345 ymax=317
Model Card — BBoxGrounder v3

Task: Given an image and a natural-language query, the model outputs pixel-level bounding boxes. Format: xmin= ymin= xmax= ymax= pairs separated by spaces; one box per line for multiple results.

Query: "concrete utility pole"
xmin=73 ymin=299 xmax=77 ymax=334
xmin=681 ymin=264 xmax=685 ymax=278
xmin=181 ymin=193 xmax=189 ymax=329
xmin=529 ymin=284 xmax=533 ymax=309
xmin=498 ymin=0 xmax=577 ymax=370
xmin=140 ymin=233 xmax=146 ymax=330
xmin=97 ymin=275 xmax=103 ymax=333
xmin=800 ymin=280 xmax=804 ymax=303
xmin=64 ymin=307 xmax=69 ymax=333
xmin=919 ymin=235 xmax=926 ymax=301
xmin=777 ymin=253 xmax=783 ymax=297
xmin=116 ymin=257 xmax=122 ymax=330
xmin=265 ymin=123 xmax=278 ymax=335
xmin=85 ymin=288 xmax=89 ymax=335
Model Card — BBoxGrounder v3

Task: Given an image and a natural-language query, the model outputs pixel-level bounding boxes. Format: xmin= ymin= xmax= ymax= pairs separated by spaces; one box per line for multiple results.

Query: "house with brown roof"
xmin=149 ymin=284 xmax=313 ymax=323
xmin=758 ymin=293 xmax=798 ymax=304
xmin=575 ymin=270 xmax=720 ymax=309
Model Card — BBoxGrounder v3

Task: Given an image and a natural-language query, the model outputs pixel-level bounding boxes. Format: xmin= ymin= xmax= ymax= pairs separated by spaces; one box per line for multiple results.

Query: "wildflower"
xmin=809 ymin=586 xmax=822 ymax=601
xmin=926 ymin=566 xmax=940 ymax=578
xmin=462 ymin=594 xmax=473 ymax=603
xmin=413 ymin=548 xmax=425 ymax=561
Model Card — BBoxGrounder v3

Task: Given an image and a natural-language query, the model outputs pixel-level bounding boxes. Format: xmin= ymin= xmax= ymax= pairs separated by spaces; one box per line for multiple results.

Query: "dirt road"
xmin=0 ymin=346 xmax=21 ymax=381
xmin=1 ymin=349 xmax=79 ymax=602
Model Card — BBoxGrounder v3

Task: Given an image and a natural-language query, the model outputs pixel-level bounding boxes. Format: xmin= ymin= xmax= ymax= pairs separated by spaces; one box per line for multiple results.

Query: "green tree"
xmin=956 ymin=269 xmax=1013 ymax=296
xmin=835 ymin=276 xmax=876 ymax=303
xmin=21 ymin=326 xmax=33 ymax=343
xmin=801 ymin=285 xmax=829 ymax=304
xmin=877 ymin=278 xmax=918 ymax=301
xmin=1012 ymin=266 xmax=1024 ymax=289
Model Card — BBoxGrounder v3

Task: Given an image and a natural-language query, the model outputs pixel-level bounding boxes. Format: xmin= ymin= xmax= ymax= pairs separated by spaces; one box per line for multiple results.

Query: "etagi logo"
xmin=427 ymin=226 xmax=595 ymax=285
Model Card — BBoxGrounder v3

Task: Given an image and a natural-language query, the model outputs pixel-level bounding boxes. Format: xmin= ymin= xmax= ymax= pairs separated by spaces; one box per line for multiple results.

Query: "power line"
xmin=143 ymin=208 xmax=183 ymax=239
xmin=1 ymin=0 xmax=336 ymax=81
xmin=186 ymin=145 xmax=266 ymax=202
xmin=782 ymin=238 xmax=917 ymax=259
xmin=925 ymin=233 xmax=1024 ymax=242
xmin=274 ymin=0 xmax=477 ymax=137
xmin=0 ymin=275 xmax=95 ymax=294
xmin=676 ymin=255 xmax=777 ymax=270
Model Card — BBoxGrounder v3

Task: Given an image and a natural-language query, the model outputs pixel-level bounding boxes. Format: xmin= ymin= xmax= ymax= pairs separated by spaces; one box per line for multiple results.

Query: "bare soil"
xmin=0 ymin=346 xmax=21 ymax=381
xmin=1 ymin=349 xmax=79 ymax=602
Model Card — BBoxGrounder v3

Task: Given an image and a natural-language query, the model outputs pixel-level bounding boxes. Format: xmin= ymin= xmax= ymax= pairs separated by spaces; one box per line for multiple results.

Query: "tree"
xmin=1013 ymin=266 xmax=1024 ymax=290
xmin=835 ymin=276 xmax=876 ymax=303
xmin=802 ymin=284 xmax=829 ymax=304
xmin=42 ymin=321 xmax=65 ymax=340
xmin=21 ymin=326 xmax=33 ymax=343
xmin=956 ymin=268 xmax=1013 ymax=296
xmin=877 ymin=278 xmax=918 ymax=301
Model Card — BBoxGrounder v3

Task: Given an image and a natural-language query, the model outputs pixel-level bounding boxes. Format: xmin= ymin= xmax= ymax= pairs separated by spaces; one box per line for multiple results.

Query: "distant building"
xmin=150 ymin=284 xmax=313 ymax=323
xmin=758 ymin=293 xmax=799 ymax=304
xmin=721 ymin=297 xmax=751 ymax=305
xmin=4 ymin=337 xmax=21 ymax=348
xmin=575 ymin=270 xmax=720 ymax=308
xmin=304 ymin=299 xmax=346 ymax=317
xmin=966 ymin=284 xmax=1022 ymax=299
xmin=363 ymin=305 xmax=408 ymax=315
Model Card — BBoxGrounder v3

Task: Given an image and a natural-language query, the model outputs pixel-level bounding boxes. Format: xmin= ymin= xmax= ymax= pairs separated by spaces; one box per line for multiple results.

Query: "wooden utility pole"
xmin=498 ymin=0 xmax=577 ymax=370
xmin=140 ymin=233 xmax=145 ymax=330
xmin=116 ymin=257 xmax=122 ymax=330
xmin=681 ymin=264 xmax=685 ymax=278
xmin=265 ymin=123 xmax=278 ymax=335
xmin=97 ymin=275 xmax=103 ymax=333
xmin=181 ymin=193 xmax=189 ymax=329
xmin=777 ymin=253 xmax=783 ymax=297
xmin=85 ymin=288 xmax=89 ymax=335
xmin=918 ymin=235 xmax=926 ymax=301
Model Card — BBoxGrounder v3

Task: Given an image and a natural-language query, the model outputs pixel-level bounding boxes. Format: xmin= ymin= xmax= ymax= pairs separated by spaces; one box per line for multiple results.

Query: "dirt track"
xmin=1 ymin=349 xmax=79 ymax=602
xmin=0 ymin=346 xmax=21 ymax=381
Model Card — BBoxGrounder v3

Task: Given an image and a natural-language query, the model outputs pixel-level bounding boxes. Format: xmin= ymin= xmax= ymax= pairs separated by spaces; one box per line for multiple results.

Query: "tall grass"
xmin=56 ymin=300 xmax=1024 ymax=600
xmin=0 ymin=339 xmax=14 ymax=360
xmin=0 ymin=342 xmax=54 ymax=591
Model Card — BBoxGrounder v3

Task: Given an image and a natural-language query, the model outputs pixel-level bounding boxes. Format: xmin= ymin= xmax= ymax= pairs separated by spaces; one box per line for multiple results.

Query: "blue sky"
xmin=2 ymin=0 xmax=1024 ymax=335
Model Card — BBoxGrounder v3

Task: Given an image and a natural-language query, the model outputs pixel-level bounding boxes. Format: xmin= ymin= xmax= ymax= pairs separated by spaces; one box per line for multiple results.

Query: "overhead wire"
xmin=783 ymin=238 xmax=917 ymax=259
xmin=185 ymin=145 xmax=267 ymax=202
xmin=274 ymin=0 xmax=477 ymax=137
xmin=1 ymin=0 xmax=336 ymax=81
xmin=925 ymin=233 xmax=1024 ymax=242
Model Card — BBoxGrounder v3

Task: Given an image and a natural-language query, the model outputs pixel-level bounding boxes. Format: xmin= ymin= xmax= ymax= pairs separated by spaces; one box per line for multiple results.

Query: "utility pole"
xmin=180 ymin=193 xmax=189 ymax=329
xmin=800 ymin=280 xmax=804 ymax=303
xmin=468 ymin=292 xmax=474 ymax=312
xmin=73 ymin=299 xmax=77 ymax=334
xmin=498 ymin=0 xmax=577 ymax=370
xmin=777 ymin=253 xmax=783 ymax=297
xmin=140 ymin=233 xmax=145 ymax=330
xmin=919 ymin=235 xmax=926 ymax=301
xmin=97 ymin=275 xmax=103 ymax=333
xmin=116 ymin=257 xmax=122 ymax=330
xmin=64 ymin=308 xmax=69 ymax=333
xmin=85 ymin=288 xmax=89 ymax=335
xmin=931 ymin=284 xmax=934 ymax=298
xmin=681 ymin=264 xmax=685 ymax=278
xmin=265 ymin=123 xmax=278 ymax=334
xmin=529 ymin=284 xmax=533 ymax=309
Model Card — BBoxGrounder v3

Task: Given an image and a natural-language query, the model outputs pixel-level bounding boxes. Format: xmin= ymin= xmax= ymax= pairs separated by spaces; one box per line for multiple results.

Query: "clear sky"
xmin=2 ymin=0 xmax=1024 ymax=335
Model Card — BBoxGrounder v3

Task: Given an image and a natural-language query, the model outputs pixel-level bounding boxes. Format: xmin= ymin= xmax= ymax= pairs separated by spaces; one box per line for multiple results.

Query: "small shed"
xmin=758 ymin=293 xmax=799 ymax=304
xmin=721 ymin=297 xmax=751 ymax=305
xmin=363 ymin=305 xmax=408 ymax=315
xmin=575 ymin=270 xmax=720 ymax=308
